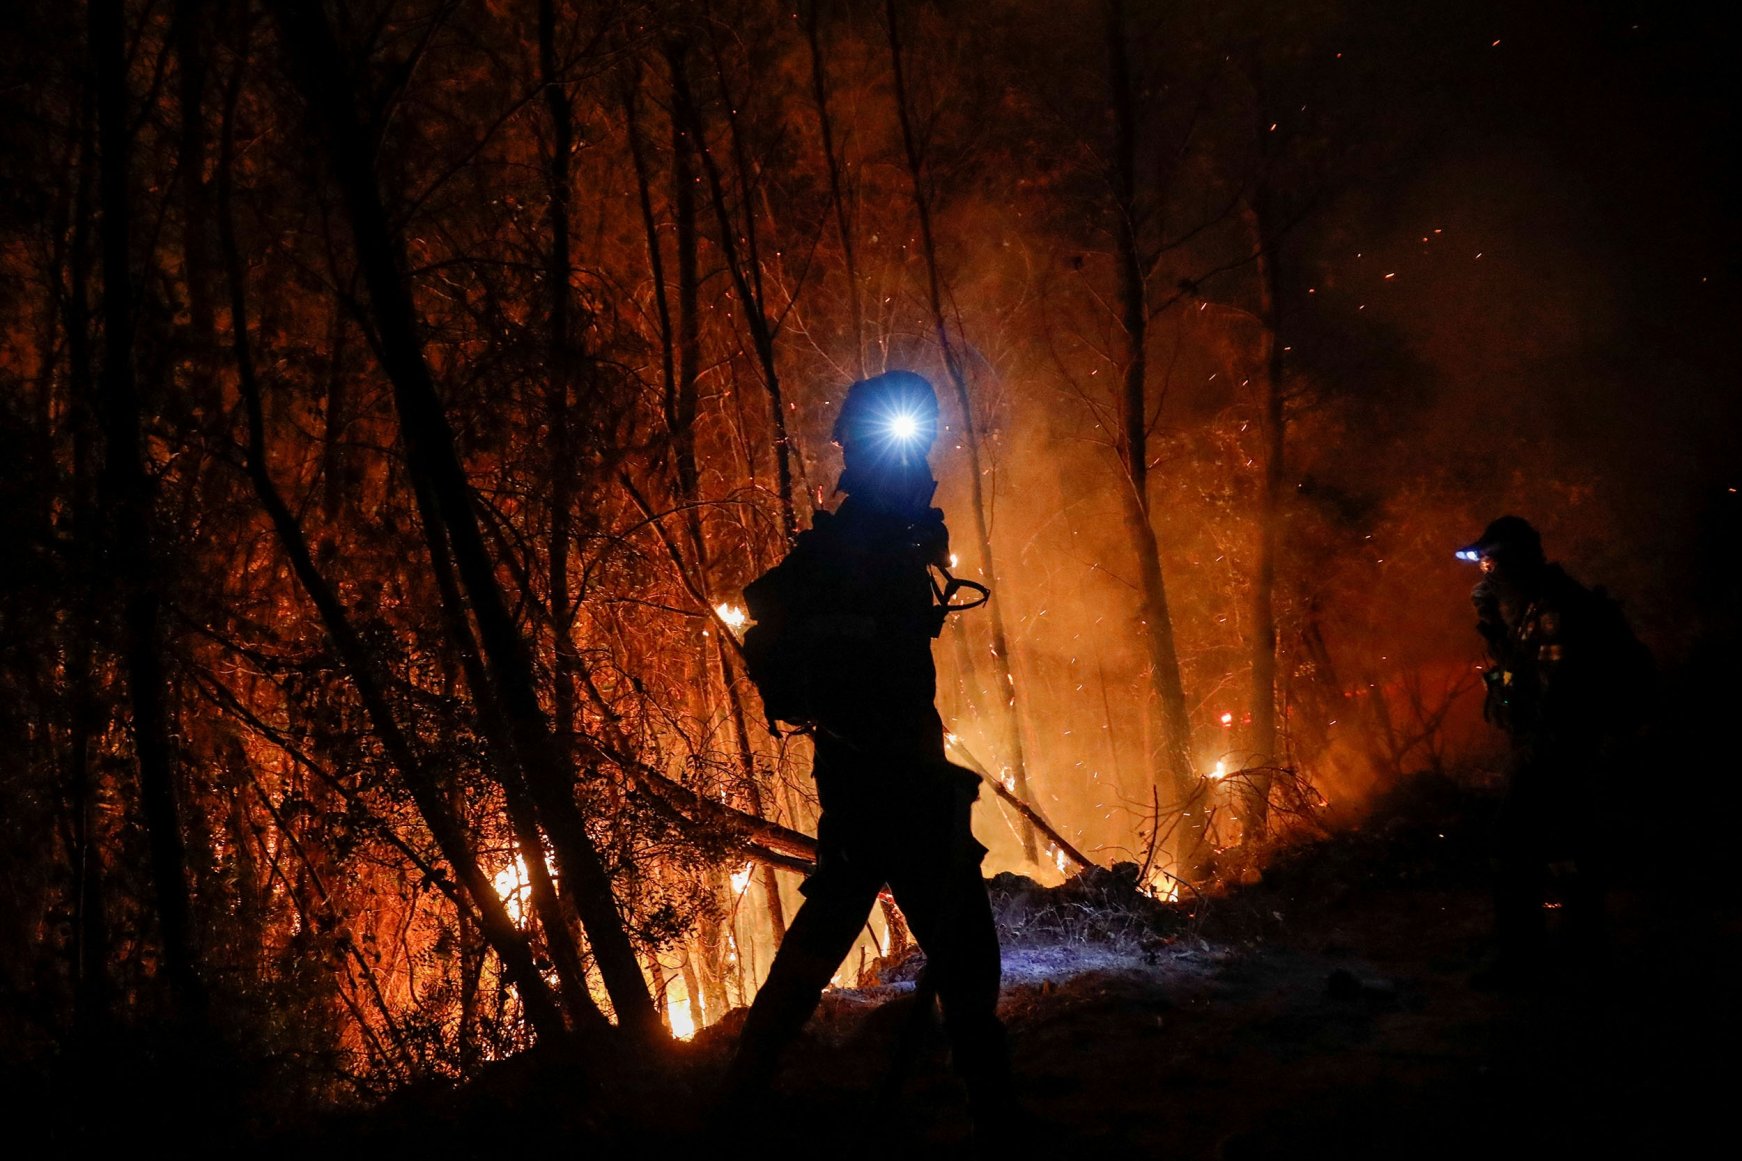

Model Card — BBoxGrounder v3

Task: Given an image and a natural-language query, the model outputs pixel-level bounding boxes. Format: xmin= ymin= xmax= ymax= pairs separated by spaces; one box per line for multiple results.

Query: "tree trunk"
xmin=458 ymin=887 xmax=482 ymax=1072
xmin=415 ymin=495 xmax=601 ymax=1028
xmin=172 ymin=0 xmax=219 ymax=413
xmin=1242 ymin=192 xmax=1286 ymax=840
xmin=272 ymin=0 xmax=657 ymax=1040
xmin=319 ymin=302 xmax=348 ymax=529
xmin=215 ymin=63 xmax=569 ymax=1041
xmin=632 ymin=64 xmax=787 ymax=946
xmin=803 ymin=0 xmax=865 ymax=378
xmin=885 ymin=0 xmax=1039 ymax=863
xmin=63 ymin=94 xmax=114 ymax=1040
xmin=534 ymin=6 xmax=616 ymax=1018
xmin=665 ymin=39 xmax=799 ymax=545
xmin=92 ymin=0 xmax=205 ymax=1020
xmin=540 ymin=0 xmax=584 ymax=752
xmin=668 ymin=71 xmax=703 ymax=518
xmin=695 ymin=871 xmax=732 ymax=1024
xmin=679 ymin=953 xmax=707 ymax=1030
xmin=1103 ymin=0 xmax=1202 ymax=868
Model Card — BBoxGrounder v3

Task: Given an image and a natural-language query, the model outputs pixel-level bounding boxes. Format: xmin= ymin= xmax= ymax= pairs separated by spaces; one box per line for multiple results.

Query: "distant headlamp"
xmin=887 ymin=412 xmax=921 ymax=442
xmin=1456 ymin=517 xmax=1542 ymax=570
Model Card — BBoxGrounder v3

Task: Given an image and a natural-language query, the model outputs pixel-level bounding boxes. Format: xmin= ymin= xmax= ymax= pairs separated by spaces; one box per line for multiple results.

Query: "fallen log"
xmin=593 ymin=739 xmax=819 ymax=867
xmin=594 ymin=734 xmax=1089 ymax=881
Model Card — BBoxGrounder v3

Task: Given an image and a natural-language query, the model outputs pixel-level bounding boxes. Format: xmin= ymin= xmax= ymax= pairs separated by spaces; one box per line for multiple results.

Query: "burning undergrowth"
xmin=991 ymin=864 xmax=1195 ymax=950
xmin=877 ymin=769 xmax=1493 ymax=990
xmin=825 ymin=766 xmax=1501 ymax=1037
xmin=843 ymin=862 xmax=1199 ymax=997
xmin=268 ymin=765 xmax=1739 ymax=1160
xmin=830 ymin=768 xmax=1493 ymax=1013
xmin=1225 ymin=768 xmax=1497 ymax=908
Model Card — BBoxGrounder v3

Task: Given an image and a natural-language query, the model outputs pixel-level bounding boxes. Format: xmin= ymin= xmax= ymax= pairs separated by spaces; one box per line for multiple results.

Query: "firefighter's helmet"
xmin=1458 ymin=515 xmax=1544 ymax=567
xmin=831 ymin=371 xmax=940 ymax=458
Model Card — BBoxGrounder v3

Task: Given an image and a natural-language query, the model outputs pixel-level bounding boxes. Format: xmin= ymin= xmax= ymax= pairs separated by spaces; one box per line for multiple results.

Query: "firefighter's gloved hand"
xmin=910 ymin=507 xmax=950 ymax=568
xmin=1471 ymin=579 xmax=1501 ymax=619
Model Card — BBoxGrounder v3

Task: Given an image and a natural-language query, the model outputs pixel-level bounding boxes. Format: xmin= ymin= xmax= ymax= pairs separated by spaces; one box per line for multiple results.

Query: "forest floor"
xmin=299 ymin=768 xmax=1740 ymax=1160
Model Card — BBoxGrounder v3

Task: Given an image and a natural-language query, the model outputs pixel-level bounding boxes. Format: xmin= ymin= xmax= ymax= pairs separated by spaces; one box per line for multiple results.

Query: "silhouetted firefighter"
xmin=1458 ymin=516 xmax=1652 ymax=987
xmin=728 ymin=371 xmax=1011 ymax=1122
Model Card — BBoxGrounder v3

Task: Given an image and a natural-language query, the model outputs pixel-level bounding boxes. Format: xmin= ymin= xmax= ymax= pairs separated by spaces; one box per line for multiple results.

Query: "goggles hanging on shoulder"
xmin=927 ymin=565 xmax=990 ymax=638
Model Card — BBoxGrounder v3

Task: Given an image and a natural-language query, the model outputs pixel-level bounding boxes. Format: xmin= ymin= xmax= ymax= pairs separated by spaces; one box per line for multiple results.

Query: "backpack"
xmin=1582 ymin=584 xmax=1657 ymax=734
xmin=740 ymin=543 xmax=818 ymax=732
xmin=737 ymin=513 xmax=989 ymax=735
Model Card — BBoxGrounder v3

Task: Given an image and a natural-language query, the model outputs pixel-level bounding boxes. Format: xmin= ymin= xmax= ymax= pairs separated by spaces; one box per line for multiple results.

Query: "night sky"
xmin=1291 ymin=0 xmax=1737 ymax=633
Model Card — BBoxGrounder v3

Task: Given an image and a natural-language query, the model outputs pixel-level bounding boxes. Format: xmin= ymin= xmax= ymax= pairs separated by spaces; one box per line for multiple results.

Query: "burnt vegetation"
xmin=1 ymin=0 xmax=1736 ymax=1154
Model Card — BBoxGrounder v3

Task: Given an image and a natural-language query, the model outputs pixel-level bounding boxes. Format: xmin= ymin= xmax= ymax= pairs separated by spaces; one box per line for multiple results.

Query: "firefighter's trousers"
xmin=728 ymin=782 xmax=1008 ymax=1109
xmin=1494 ymin=741 xmax=1609 ymax=962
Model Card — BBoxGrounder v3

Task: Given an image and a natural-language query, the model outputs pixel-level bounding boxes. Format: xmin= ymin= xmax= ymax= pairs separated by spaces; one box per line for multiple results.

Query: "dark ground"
xmin=19 ymin=766 xmax=1731 ymax=1156
xmin=266 ymin=768 xmax=1739 ymax=1160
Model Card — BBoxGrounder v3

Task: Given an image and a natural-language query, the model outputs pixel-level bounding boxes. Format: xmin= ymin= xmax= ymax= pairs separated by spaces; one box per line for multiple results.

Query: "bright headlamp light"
xmin=886 ymin=412 xmax=922 ymax=443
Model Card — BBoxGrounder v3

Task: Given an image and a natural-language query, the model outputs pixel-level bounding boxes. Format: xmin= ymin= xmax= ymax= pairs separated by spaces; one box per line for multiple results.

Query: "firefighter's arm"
xmin=1471 ymin=580 xmax=1510 ymax=724
xmin=1532 ymin=602 xmax=1581 ymax=728
xmin=1471 ymin=580 xmax=1506 ymax=653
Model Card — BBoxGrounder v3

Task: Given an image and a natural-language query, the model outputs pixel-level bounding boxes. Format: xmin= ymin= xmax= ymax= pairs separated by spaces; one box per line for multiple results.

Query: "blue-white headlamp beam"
xmin=854 ymin=395 xmax=936 ymax=459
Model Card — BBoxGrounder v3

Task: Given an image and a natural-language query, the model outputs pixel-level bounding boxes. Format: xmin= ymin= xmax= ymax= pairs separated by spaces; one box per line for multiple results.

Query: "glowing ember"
xmin=1207 ymin=759 xmax=1227 ymax=781
xmin=730 ymin=862 xmax=754 ymax=894
xmin=492 ymin=857 xmax=533 ymax=925
xmin=667 ymin=991 xmax=697 ymax=1040
xmin=1143 ymin=872 xmax=1182 ymax=903
xmin=1220 ymin=711 xmax=1234 ymax=726
xmin=715 ymin=602 xmax=748 ymax=637
xmin=1053 ymin=845 xmax=1069 ymax=875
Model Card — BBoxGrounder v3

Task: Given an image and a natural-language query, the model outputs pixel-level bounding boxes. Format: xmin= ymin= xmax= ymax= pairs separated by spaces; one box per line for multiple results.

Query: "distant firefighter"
xmin=1458 ymin=516 xmax=1651 ymax=985
xmin=727 ymin=370 xmax=1010 ymax=1124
